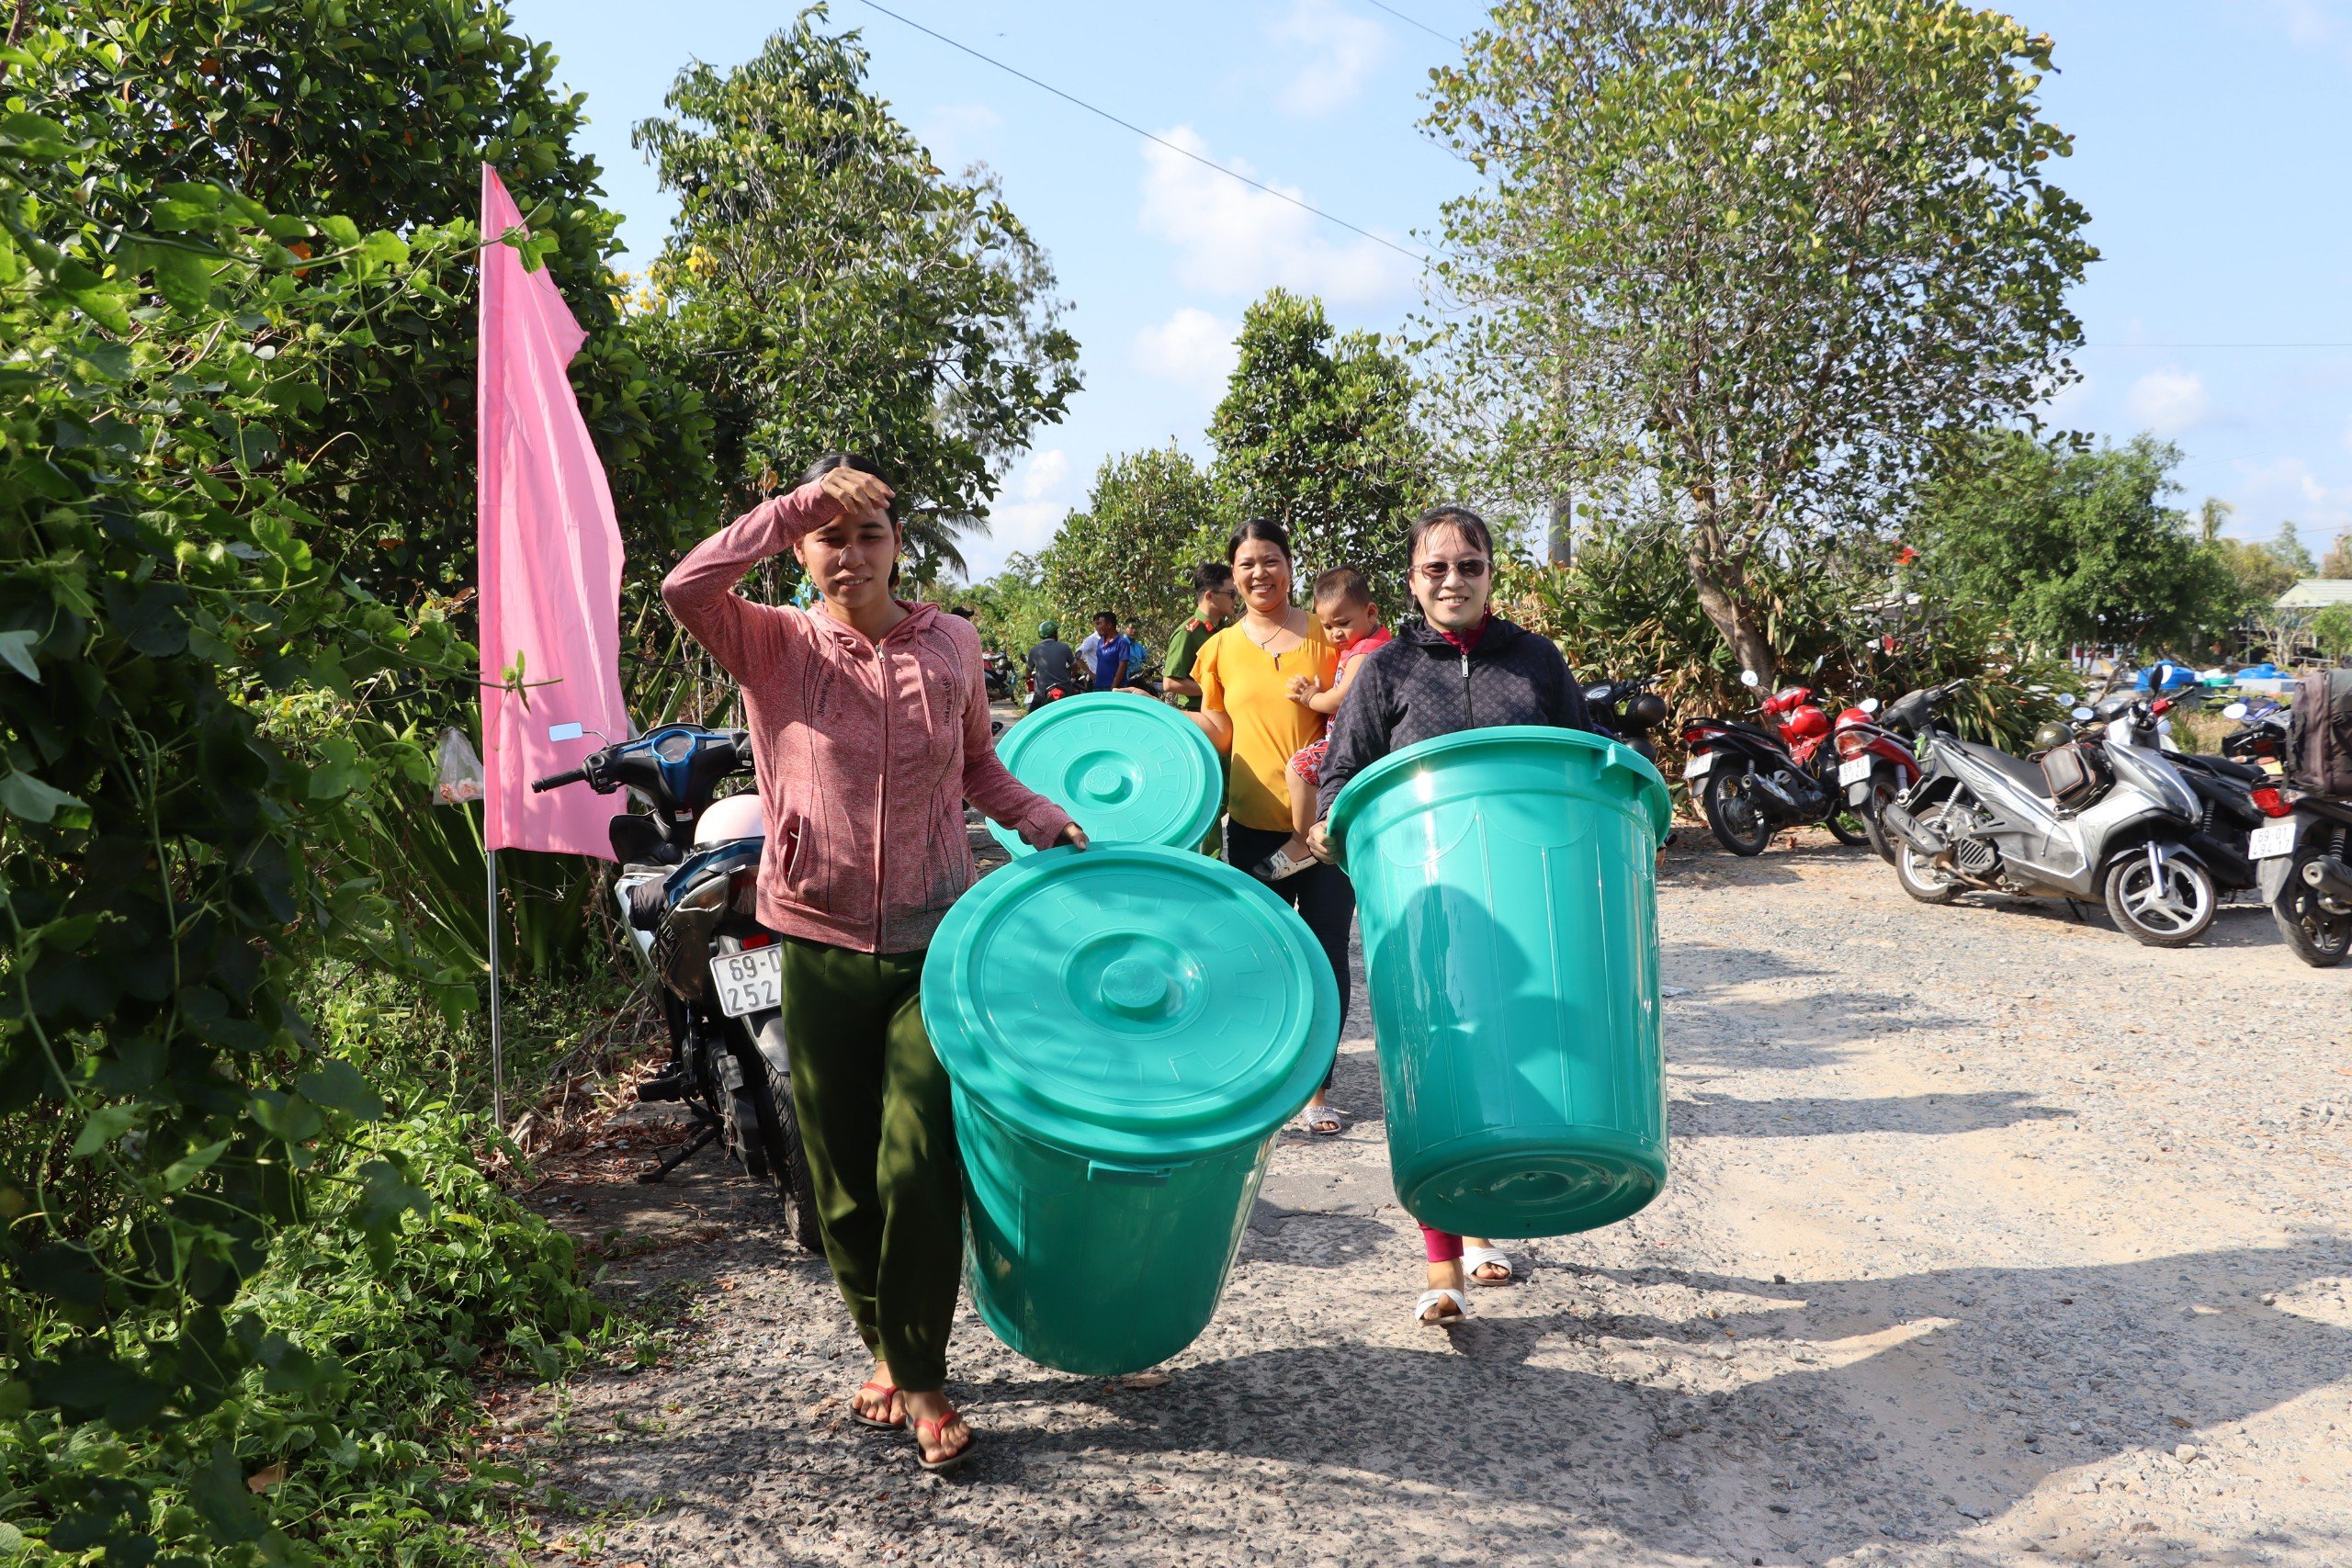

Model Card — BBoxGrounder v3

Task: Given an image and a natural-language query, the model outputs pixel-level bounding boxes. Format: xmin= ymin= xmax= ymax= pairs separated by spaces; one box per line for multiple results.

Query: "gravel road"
xmin=505 ymin=829 xmax=2352 ymax=1567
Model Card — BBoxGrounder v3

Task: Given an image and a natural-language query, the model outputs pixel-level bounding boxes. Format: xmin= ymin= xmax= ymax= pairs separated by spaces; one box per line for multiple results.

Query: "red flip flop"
xmin=851 ymin=1380 xmax=903 ymax=1430
xmin=912 ymin=1405 xmax=975 ymax=1472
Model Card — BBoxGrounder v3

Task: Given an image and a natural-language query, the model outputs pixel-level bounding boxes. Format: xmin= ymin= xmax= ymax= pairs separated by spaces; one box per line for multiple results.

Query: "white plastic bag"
xmin=435 ymin=727 xmax=485 ymax=805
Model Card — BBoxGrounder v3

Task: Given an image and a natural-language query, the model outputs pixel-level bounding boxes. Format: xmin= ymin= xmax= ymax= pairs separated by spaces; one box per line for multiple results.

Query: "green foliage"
xmin=632 ymin=7 xmax=1080 ymax=579
xmin=1423 ymin=0 xmax=2097 ymax=676
xmin=2267 ymin=520 xmax=2318 ymax=579
xmin=2214 ymin=536 xmax=2301 ymax=612
xmin=1909 ymin=432 xmax=2241 ymax=653
xmin=4 ymin=1112 xmax=603 ymax=1564
xmin=2312 ymin=604 xmax=2352 ymax=660
xmin=1209 ymin=289 xmax=1426 ymax=587
xmin=21 ymin=0 xmax=719 ymax=610
xmin=1037 ymin=446 xmax=1230 ymax=649
xmin=959 ymin=554 xmax=1057 ymax=664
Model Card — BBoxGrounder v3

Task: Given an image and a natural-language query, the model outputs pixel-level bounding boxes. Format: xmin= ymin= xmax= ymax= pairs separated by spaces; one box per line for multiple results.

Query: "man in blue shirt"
xmin=1076 ymin=610 xmax=1134 ymax=692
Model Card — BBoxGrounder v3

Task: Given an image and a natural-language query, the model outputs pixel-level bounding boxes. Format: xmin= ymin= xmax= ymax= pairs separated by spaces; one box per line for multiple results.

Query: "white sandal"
xmin=1461 ymin=1245 xmax=1514 ymax=1286
xmin=1250 ymin=845 xmax=1316 ymax=882
xmin=1295 ymin=1102 xmax=1343 ymax=1135
xmin=1414 ymin=1287 xmax=1468 ymax=1326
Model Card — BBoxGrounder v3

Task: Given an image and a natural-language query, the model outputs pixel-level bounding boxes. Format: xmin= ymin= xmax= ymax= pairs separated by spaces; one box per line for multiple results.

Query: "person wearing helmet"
xmin=1024 ymin=618 xmax=1080 ymax=711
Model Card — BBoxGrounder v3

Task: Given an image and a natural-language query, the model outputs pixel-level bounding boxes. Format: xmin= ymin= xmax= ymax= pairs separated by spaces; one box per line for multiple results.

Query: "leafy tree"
xmin=1038 ymin=446 xmax=1229 ymax=649
xmin=2268 ymin=520 xmax=2318 ymax=578
xmin=1423 ymin=0 xmax=2097 ymax=677
xmin=960 ymin=553 xmax=1057 ymax=660
xmin=2312 ymin=604 xmax=2352 ymax=659
xmin=1209 ymin=288 xmax=1427 ymax=589
xmin=633 ymin=9 xmax=1081 ymax=570
xmin=2196 ymin=497 xmax=2233 ymax=544
xmin=2215 ymin=536 xmax=2301 ymax=611
xmin=0 ymin=96 xmax=479 ymax=1555
xmin=2317 ymin=529 xmax=2352 ymax=579
xmin=17 ymin=0 xmax=718 ymax=607
xmin=1910 ymin=433 xmax=2237 ymax=652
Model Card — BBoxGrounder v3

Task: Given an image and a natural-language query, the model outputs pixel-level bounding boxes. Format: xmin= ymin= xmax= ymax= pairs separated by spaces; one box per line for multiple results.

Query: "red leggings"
xmin=1420 ymin=1224 xmax=1462 ymax=1264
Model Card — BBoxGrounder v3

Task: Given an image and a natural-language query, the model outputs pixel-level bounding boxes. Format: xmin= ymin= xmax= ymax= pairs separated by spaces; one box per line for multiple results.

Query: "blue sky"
xmin=504 ymin=0 xmax=2352 ymax=579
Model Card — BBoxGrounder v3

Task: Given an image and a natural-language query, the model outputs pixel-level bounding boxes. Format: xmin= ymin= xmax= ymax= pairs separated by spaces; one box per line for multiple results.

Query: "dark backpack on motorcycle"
xmin=2039 ymin=741 xmax=2111 ymax=814
xmin=2287 ymin=669 xmax=2352 ymax=795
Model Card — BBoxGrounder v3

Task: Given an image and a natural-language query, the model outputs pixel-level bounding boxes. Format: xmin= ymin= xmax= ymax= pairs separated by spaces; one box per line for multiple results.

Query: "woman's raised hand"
xmin=819 ymin=465 xmax=895 ymax=518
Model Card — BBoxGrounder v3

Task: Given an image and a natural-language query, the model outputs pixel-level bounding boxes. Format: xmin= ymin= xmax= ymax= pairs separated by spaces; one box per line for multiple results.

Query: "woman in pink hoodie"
xmin=663 ymin=454 xmax=1084 ymax=1472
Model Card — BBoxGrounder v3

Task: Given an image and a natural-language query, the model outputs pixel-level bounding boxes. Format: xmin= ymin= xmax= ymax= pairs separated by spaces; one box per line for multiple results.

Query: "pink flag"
xmin=477 ymin=164 xmax=629 ymax=860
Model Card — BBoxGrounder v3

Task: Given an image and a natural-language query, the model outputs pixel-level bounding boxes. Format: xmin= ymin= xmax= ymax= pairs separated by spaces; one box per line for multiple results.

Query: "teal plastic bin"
xmin=922 ymin=844 xmax=1340 ymax=1374
xmin=1328 ymin=726 xmax=1671 ymax=1239
xmin=989 ymin=693 xmax=1222 ymax=857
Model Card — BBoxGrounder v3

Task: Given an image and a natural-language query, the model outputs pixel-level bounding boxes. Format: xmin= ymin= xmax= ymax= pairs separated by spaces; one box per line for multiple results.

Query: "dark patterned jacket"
xmin=1315 ymin=615 xmax=1595 ymax=821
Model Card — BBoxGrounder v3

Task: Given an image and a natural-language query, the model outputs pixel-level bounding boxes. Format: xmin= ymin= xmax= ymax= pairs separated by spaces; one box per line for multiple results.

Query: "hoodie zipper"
xmin=1461 ymin=649 xmax=1476 ymax=728
xmin=872 ymin=637 xmax=890 ymax=951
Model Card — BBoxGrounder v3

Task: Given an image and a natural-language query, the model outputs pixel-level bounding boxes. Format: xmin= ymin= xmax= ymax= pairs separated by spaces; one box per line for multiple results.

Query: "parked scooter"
xmin=1584 ymin=672 xmax=1670 ymax=765
xmin=2247 ymin=670 xmax=2352 ymax=966
xmin=531 ymin=723 xmax=820 ymax=1247
xmin=1681 ymin=670 xmax=1872 ymax=855
xmin=1877 ymin=690 xmax=2221 ymax=946
xmin=1828 ymin=682 xmax=1950 ymax=863
xmin=982 ymin=649 xmax=1017 ymax=702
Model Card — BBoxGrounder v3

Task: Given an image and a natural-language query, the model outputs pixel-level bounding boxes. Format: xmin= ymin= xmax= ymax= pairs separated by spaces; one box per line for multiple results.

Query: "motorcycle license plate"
xmin=1838 ymin=756 xmax=1872 ymax=786
xmin=710 ymin=944 xmax=784 ymax=1018
xmin=1683 ymin=750 xmax=1714 ymax=780
xmin=2249 ymin=822 xmax=2299 ymax=861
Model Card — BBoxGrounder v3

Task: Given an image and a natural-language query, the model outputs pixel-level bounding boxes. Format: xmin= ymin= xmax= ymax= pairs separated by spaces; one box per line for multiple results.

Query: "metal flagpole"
xmin=486 ymin=840 xmax=506 ymax=1133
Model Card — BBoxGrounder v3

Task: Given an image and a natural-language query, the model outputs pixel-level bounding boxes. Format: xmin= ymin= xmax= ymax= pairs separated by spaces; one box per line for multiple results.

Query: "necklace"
xmin=1246 ymin=614 xmax=1293 ymax=661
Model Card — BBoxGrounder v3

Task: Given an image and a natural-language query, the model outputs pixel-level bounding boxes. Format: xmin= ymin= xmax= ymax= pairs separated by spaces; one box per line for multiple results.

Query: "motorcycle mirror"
xmin=2222 ymin=701 xmax=2248 ymax=720
xmin=546 ymin=722 xmax=585 ymax=742
xmin=1739 ymin=670 xmax=1761 ymax=688
xmin=1860 ymin=697 xmax=1882 ymax=715
xmin=2070 ymin=705 xmax=2096 ymax=722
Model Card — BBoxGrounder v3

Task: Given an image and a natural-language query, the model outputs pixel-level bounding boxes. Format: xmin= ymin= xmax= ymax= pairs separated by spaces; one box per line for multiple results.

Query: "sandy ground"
xmin=500 ymin=827 xmax=2352 ymax=1568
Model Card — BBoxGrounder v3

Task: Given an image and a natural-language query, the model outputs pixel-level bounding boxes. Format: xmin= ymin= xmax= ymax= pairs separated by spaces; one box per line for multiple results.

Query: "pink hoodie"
xmin=662 ymin=481 xmax=1074 ymax=953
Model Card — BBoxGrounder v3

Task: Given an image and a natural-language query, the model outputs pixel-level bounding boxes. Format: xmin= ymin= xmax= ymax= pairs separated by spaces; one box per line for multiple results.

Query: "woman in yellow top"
xmin=1192 ymin=518 xmax=1352 ymax=1134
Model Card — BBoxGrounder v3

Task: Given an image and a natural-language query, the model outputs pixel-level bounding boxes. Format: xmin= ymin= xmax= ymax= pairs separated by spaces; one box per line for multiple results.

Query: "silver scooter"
xmin=1876 ymin=690 xmax=2220 ymax=946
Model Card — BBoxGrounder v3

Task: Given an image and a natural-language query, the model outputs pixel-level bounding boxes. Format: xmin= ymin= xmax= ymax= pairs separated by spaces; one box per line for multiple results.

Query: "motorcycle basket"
xmin=2039 ymin=740 xmax=2111 ymax=815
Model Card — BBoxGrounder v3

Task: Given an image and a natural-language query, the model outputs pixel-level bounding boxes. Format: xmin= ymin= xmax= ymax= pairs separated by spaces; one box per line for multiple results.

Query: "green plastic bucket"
xmin=1328 ymin=726 xmax=1670 ymax=1239
xmin=989 ymin=693 xmax=1222 ymax=857
xmin=922 ymin=844 xmax=1339 ymax=1374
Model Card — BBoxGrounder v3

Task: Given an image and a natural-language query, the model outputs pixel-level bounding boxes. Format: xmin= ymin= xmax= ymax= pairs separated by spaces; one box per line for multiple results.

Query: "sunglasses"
xmin=1414 ymin=558 xmax=1491 ymax=584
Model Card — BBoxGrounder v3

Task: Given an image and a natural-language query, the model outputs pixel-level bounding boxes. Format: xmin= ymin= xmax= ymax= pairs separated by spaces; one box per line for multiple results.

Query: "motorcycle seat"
xmin=1968 ymin=742 xmax=2054 ymax=799
xmin=2179 ymin=753 xmax=2265 ymax=784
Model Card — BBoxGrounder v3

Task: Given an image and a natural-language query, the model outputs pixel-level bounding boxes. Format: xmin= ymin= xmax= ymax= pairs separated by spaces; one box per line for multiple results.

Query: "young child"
xmin=1251 ymin=566 xmax=1392 ymax=882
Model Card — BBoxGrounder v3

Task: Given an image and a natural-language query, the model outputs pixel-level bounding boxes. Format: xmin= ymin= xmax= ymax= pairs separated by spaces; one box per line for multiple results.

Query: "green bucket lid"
xmin=922 ymin=845 xmax=1340 ymax=1163
xmin=989 ymin=693 xmax=1222 ymax=855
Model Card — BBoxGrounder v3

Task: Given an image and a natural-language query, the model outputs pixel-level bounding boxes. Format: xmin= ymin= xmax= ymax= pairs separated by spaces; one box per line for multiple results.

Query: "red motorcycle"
xmin=1830 ymin=690 xmax=1934 ymax=864
xmin=1681 ymin=671 xmax=1874 ymax=856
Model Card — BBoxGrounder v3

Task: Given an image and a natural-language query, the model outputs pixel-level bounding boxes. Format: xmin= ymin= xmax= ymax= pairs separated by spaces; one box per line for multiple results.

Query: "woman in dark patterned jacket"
xmin=1307 ymin=503 xmax=1596 ymax=1325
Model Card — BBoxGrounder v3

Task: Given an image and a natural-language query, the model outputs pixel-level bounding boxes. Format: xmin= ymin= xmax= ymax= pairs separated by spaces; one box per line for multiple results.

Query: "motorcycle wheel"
xmin=1702 ymin=770 xmax=1774 ymax=857
xmin=1894 ymin=840 xmax=1961 ymax=905
xmin=1826 ymin=807 xmax=1872 ymax=847
xmin=752 ymin=1054 xmax=823 ymax=1252
xmin=2271 ymin=860 xmax=2352 ymax=967
xmin=1860 ymin=781 xmax=1900 ymax=865
xmin=2102 ymin=852 xmax=2217 ymax=948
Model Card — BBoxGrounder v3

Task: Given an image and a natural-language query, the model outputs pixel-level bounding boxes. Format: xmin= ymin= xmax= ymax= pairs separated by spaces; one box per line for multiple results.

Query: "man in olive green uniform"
xmin=1160 ymin=562 xmax=1236 ymax=713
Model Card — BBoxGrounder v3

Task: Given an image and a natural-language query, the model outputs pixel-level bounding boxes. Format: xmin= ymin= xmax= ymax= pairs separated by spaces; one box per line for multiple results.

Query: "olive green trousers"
xmin=775 ymin=936 xmax=961 ymax=1393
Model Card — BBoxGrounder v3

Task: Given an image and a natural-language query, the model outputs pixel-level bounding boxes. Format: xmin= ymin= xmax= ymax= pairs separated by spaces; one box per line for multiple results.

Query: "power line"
xmin=1359 ymin=0 xmax=1458 ymax=44
xmin=2079 ymin=343 xmax=2352 ymax=349
xmin=847 ymin=0 xmax=1430 ymax=264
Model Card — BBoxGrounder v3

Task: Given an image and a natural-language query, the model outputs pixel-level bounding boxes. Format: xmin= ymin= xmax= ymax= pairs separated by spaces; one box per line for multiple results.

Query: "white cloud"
xmin=1133 ymin=308 xmax=1241 ymax=397
xmin=1138 ymin=125 xmax=1419 ymax=307
xmin=1270 ymin=0 xmax=1387 ymax=116
xmin=917 ymin=104 xmax=1001 ymax=169
xmin=964 ymin=447 xmax=1075 ymax=581
xmin=2229 ymin=455 xmax=2352 ymax=536
xmin=2124 ymin=367 xmax=2211 ymax=436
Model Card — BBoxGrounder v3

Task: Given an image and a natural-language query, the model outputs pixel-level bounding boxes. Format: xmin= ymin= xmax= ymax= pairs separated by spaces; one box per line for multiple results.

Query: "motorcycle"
xmin=2254 ymin=788 xmax=2352 ymax=967
xmin=1876 ymin=690 xmax=2222 ymax=947
xmin=531 ymin=723 xmax=820 ymax=1247
xmin=1828 ymin=682 xmax=1950 ymax=863
xmin=2098 ymin=685 xmax=2276 ymax=901
xmin=1680 ymin=670 xmax=1873 ymax=856
xmin=1584 ymin=672 xmax=1670 ymax=765
xmin=983 ymin=649 xmax=1017 ymax=702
